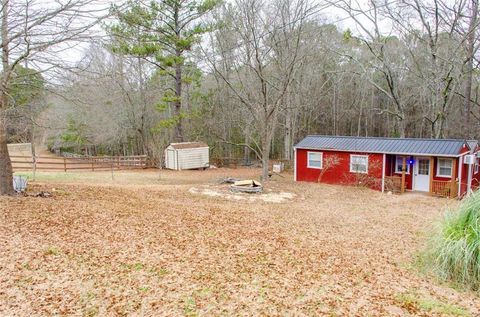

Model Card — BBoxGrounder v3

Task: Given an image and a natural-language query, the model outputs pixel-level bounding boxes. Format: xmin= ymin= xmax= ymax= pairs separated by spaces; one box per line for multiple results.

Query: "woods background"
xmin=3 ymin=0 xmax=480 ymax=176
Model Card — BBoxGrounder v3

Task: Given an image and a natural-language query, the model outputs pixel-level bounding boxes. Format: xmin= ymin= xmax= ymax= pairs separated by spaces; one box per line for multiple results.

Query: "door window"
xmin=418 ymin=159 xmax=430 ymax=175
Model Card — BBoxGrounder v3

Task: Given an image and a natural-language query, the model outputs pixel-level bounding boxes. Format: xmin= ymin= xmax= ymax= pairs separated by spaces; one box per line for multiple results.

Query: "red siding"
xmin=296 ymin=150 xmax=477 ymax=195
xmin=458 ymin=157 xmax=469 ymax=197
xmin=295 ymin=145 xmax=478 ymax=197
xmin=471 ymin=155 xmax=480 ymax=191
xmin=296 ymin=149 xmax=383 ymax=190
xmin=458 ymin=144 xmax=471 ymax=197
xmin=460 ymin=151 xmax=480 ymax=196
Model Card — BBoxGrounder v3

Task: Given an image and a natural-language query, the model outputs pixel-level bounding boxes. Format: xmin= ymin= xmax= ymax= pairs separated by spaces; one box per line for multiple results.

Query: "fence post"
xmin=63 ymin=157 xmax=67 ymax=172
xmin=111 ymin=158 xmax=114 ymax=180
xmin=33 ymin=155 xmax=37 ymax=181
xmin=91 ymin=158 xmax=95 ymax=172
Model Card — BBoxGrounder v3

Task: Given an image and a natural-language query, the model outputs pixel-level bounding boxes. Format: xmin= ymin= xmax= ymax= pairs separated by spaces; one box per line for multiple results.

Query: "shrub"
xmin=423 ymin=191 xmax=480 ymax=290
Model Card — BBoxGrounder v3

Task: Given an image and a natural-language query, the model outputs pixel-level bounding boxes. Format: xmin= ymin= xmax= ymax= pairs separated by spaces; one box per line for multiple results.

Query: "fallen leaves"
xmin=0 ymin=168 xmax=478 ymax=316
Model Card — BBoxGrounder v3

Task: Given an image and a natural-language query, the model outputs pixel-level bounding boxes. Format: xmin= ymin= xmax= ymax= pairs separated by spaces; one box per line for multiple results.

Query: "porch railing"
xmin=384 ymin=176 xmax=459 ymax=198
xmin=384 ymin=176 xmax=402 ymax=193
xmin=431 ymin=180 xmax=458 ymax=198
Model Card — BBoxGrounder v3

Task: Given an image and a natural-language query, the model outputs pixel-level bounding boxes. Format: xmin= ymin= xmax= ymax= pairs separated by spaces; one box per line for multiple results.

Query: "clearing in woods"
xmin=1 ymin=168 xmax=479 ymax=316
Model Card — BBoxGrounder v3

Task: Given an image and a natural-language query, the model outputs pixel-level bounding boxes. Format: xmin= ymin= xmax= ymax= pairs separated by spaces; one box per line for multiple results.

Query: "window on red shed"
xmin=436 ymin=158 xmax=453 ymax=177
xmin=307 ymin=152 xmax=323 ymax=169
xmin=350 ymin=155 xmax=368 ymax=173
xmin=395 ymin=156 xmax=410 ymax=174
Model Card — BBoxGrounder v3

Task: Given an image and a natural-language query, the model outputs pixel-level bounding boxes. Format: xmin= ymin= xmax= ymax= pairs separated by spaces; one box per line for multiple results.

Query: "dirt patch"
xmin=189 ymin=184 xmax=296 ymax=203
xmin=0 ymin=169 xmax=478 ymax=316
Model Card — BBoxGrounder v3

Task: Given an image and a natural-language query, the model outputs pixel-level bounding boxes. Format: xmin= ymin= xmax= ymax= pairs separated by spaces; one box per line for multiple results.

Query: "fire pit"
xmin=230 ymin=180 xmax=263 ymax=193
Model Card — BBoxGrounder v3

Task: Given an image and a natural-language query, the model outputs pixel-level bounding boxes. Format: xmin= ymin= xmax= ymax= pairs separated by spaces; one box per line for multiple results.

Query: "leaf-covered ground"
xmin=1 ymin=168 xmax=479 ymax=316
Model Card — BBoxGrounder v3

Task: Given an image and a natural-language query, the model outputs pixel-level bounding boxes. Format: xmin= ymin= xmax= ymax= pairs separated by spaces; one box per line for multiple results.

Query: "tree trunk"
xmin=243 ymin=130 xmax=250 ymax=165
xmin=137 ymin=58 xmax=153 ymax=158
xmin=284 ymin=110 xmax=292 ymax=160
xmin=0 ymin=0 xmax=13 ymax=195
xmin=261 ymin=126 xmax=272 ymax=182
xmin=332 ymin=83 xmax=337 ymax=135
xmin=435 ymin=116 xmax=446 ymax=139
xmin=0 ymin=113 xmax=14 ymax=195
xmin=357 ymin=101 xmax=363 ymax=136
xmin=174 ymin=60 xmax=184 ymax=142
xmin=464 ymin=0 xmax=478 ymax=138
xmin=397 ymin=114 xmax=406 ymax=138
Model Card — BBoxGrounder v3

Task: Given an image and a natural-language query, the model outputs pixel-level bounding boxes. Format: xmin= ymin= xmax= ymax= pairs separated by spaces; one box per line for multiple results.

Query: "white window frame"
xmin=307 ymin=151 xmax=323 ymax=169
xmin=394 ymin=156 xmax=410 ymax=174
xmin=350 ymin=154 xmax=368 ymax=174
xmin=436 ymin=158 xmax=453 ymax=178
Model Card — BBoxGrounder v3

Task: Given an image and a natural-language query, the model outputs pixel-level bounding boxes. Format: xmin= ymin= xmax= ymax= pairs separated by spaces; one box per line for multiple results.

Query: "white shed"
xmin=164 ymin=142 xmax=209 ymax=170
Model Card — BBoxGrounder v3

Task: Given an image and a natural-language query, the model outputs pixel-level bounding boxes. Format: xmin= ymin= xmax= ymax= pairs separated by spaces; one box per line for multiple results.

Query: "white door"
xmin=414 ymin=157 xmax=430 ymax=192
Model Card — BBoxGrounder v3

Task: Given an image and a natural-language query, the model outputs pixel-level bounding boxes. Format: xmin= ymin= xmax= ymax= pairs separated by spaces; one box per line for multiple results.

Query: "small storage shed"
xmin=164 ymin=142 xmax=209 ymax=170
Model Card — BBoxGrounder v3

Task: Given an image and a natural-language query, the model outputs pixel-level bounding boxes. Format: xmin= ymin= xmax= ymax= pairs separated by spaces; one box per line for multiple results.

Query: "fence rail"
xmin=431 ymin=180 xmax=458 ymax=198
xmin=211 ymin=157 xmax=293 ymax=170
xmin=11 ymin=155 xmax=147 ymax=172
xmin=384 ymin=176 xmax=402 ymax=193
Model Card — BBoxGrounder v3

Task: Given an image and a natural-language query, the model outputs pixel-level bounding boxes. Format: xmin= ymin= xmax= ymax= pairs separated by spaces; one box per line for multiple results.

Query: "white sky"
xmin=33 ymin=0 xmax=394 ymax=68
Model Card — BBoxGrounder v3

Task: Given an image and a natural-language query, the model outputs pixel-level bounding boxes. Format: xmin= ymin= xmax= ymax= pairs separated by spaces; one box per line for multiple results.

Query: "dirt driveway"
xmin=1 ymin=168 xmax=478 ymax=316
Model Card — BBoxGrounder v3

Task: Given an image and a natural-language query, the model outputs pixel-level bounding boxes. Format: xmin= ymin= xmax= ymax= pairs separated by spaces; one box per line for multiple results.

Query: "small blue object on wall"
xmin=408 ymin=159 xmax=415 ymax=165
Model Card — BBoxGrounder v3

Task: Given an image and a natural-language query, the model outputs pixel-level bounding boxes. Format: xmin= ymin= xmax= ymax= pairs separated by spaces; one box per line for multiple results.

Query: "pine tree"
xmin=109 ymin=0 xmax=221 ymax=141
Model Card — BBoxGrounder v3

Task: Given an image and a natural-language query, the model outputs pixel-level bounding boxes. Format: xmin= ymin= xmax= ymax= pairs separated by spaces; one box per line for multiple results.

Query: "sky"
xmin=27 ymin=0 xmax=390 ymax=68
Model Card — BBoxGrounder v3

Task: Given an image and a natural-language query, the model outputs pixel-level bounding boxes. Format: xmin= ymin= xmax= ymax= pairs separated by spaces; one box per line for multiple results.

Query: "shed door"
xmin=413 ymin=157 xmax=430 ymax=192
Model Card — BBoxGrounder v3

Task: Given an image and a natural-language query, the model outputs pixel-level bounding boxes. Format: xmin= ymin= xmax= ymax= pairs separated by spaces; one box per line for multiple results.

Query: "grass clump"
xmin=423 ymin=191 xmax=480 ymax=290
xmin=43 ymin=246 xmax=61 ymax=256
xmin=394 ymin=290 xmax=470 ymax=316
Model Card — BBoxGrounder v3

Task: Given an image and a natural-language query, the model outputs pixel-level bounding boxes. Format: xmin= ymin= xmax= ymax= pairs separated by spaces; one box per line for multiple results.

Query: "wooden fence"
xmin=431 ymin=180 xmax=458 ymax=198
xmin=211 ymin=157 xmax=293 ymax=170
xmin=211 ymin=157 xmax=244 ymax=168
xmin=11 ymin=155 xmax=147 ymax=172
xmin=384 ymin=176 xmax=402 ymax=193
xmin=384 ymin=176 xmax=460 ymax=198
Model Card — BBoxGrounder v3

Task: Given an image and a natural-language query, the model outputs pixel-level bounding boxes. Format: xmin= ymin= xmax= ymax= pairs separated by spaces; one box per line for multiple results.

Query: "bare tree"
xmin=0 ymin=0 xmax=107 ymax=195
xmin=382 ymin=0 xmax=470 ymax=138
xmin=462 ymin=0 xmax=479 ymax=137
xmin=16 ymin=0 xmax=480 ymax=177
xmin=205 ymin=0 xmax=313 ymax=180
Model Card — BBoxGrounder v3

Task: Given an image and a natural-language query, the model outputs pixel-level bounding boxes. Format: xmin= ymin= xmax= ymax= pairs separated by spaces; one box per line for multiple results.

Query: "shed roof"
xmin=294 ymin=135 xmax=469 ymax=157
xmin=168 ymin=142 xmax=209 ymax=150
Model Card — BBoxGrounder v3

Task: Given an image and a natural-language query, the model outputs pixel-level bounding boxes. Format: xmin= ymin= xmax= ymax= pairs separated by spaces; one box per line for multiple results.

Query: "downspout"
xmin=382 ymin=153 xmax=386 ymax=192
xmin=458 ymin=155 xmax=463 ymax=196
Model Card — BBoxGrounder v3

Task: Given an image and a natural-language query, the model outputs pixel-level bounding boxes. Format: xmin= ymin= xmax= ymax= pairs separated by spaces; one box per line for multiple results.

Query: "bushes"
xmin=424 ymin=191 xmax=480 ymax=290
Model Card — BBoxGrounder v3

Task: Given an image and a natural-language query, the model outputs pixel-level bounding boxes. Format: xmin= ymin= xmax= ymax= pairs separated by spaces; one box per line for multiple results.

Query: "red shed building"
xmin=294 ymin=136 xmax=480 ymax=198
